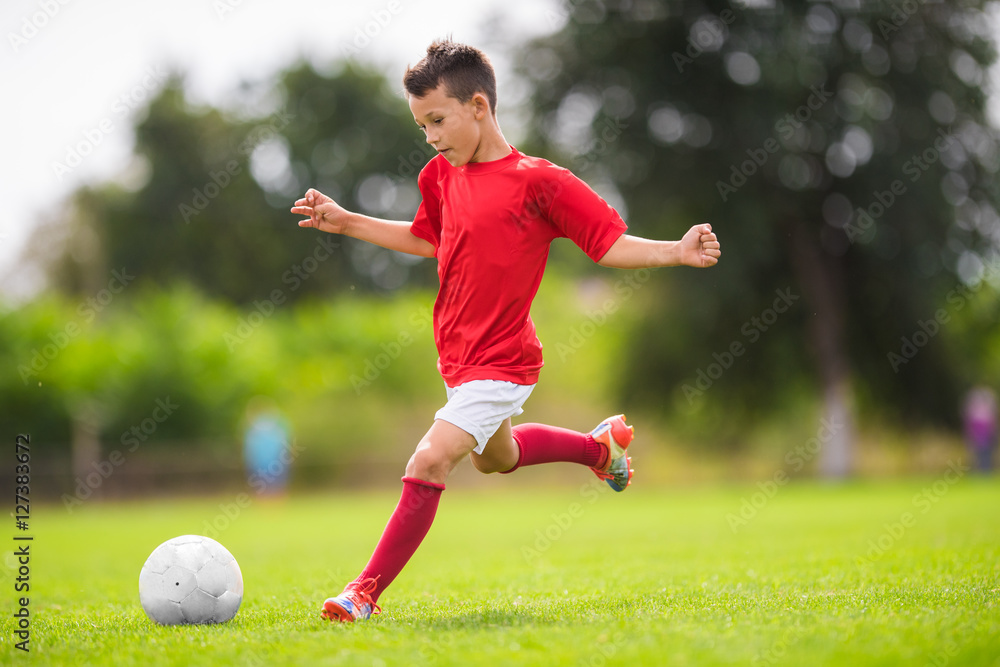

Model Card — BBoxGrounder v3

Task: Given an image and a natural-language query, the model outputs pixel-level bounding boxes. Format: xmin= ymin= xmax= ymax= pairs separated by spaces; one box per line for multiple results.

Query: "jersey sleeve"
xmin=410 ymin=161 xmax=442 ymax=252
xmin=543 ymin=169 xmax=627 ymax=262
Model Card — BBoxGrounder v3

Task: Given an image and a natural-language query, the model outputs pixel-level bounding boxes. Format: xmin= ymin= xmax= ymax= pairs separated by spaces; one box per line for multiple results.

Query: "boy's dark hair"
xmin=403 ymin=39 xmax=498 ymax=115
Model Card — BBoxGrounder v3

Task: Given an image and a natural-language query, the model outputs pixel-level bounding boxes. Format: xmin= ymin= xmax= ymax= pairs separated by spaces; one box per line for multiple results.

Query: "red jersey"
xmin=410 ymin=146 xmax=627 ymax=387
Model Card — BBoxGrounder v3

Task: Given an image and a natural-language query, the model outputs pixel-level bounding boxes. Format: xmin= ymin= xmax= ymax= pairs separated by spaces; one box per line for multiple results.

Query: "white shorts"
xmin=434 ymin=380 xmax=536 ymax=454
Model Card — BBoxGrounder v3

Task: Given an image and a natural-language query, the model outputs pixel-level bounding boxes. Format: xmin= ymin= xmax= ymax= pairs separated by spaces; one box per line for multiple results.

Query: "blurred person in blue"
xmin=963 ymin=386 xmax=998 ymax=473
xmin=243 ymin=397 xmax=293 ymax=496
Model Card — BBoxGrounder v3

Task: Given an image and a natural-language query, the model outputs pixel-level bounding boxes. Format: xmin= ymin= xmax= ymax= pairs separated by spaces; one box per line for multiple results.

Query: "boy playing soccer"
xmin=291 ymin=40 xmax=721 ymax=622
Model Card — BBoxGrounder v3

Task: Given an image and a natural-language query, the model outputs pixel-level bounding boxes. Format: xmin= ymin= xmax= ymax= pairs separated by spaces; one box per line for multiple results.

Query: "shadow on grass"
xmin=382 ymin=593 xmax=666 ymax=631
xmin=396 ymin=609 xmax=559 ymax=631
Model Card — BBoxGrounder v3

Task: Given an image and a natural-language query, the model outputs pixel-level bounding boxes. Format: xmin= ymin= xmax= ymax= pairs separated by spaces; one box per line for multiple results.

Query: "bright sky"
xmin=2 ymin=1 xmax=999 ymax=302
xmin=0 ymin=0 xmax=563 ymax=300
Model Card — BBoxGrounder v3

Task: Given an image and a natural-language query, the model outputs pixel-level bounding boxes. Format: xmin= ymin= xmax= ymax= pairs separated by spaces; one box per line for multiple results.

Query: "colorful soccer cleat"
xmin=321 ymin=577 xmax=381 ymax=623
xmin=590 ymin=414 xmax=634 ymax=492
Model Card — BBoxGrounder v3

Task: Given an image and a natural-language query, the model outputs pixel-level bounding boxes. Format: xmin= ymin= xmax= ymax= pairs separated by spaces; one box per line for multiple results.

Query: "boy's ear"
xmin=471 ymin=92 xmax=491 ymax=119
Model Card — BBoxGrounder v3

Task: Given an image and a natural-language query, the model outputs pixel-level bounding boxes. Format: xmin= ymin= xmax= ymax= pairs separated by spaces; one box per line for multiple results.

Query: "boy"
xmin=291 ymin=40 xmax=721 ymax=622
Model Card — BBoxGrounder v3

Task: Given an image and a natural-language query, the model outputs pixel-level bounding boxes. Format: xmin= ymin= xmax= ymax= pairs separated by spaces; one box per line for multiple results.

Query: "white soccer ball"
xmin=138 ymin=535 xmax=243 ymax=625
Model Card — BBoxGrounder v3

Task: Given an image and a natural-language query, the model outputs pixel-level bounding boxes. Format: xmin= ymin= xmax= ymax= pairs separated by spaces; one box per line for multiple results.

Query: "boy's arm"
xmin=291 ymin=188 xmax=435 ymax=258
xmin=597 ymin=224 xmax=720 ymax=269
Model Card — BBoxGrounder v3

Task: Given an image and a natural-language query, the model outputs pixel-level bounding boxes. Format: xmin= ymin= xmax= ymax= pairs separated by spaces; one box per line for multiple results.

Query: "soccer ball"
xmin=138 ymin=535 xmax=243 ymax=625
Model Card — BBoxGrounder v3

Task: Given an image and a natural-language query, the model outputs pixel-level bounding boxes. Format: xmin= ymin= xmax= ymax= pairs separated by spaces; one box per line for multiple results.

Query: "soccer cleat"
xmin=590 ymin=414 xmax=635 ymax=492
xmin=321 ymin=577 xmax=381 ymax=623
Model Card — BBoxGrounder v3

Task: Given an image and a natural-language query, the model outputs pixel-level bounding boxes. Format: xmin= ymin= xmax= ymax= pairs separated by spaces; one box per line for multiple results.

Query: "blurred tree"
xmin=518 ymin=0 xmax=1000 ymax=473
xmin=26 ymin=61 xmax=436 ymax=304
xmin=19 ymin=60 xmax=440 ymax=481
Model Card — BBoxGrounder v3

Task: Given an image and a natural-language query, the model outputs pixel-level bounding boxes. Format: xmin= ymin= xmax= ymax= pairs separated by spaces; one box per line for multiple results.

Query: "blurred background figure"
xmin=964 ymin=386 xmax=998 ymax=473
xmin=243 ymin=397 xmax=293 ymax=496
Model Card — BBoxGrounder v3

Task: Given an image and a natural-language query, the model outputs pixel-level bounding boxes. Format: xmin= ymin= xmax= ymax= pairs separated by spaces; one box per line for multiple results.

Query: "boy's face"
xmin=409 ymin=84 xmax=489 ymax=168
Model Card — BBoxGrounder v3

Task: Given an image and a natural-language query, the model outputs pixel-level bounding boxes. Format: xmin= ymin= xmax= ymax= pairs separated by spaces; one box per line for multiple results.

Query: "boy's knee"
xmin=406 ymin=446 xmax=450 ymax=482
xmin=470 ymin=454 xmax=499 ymax=474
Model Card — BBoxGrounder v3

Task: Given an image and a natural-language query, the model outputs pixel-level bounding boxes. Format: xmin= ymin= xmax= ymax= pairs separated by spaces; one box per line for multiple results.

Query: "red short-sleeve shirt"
xmin=410 ymin=146 xmax=627 ymax=387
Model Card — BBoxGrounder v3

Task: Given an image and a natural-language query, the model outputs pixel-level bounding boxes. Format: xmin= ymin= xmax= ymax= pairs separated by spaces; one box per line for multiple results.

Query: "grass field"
xmin=3 ymin=474 xmax=999 ymax=666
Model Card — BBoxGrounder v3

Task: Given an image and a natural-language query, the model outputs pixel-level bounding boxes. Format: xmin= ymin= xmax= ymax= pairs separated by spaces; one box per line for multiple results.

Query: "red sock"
xmin=355 ymin=476 xmax=444 ymax=603
xmin=503 ymin=423 xmax=607 ymax=473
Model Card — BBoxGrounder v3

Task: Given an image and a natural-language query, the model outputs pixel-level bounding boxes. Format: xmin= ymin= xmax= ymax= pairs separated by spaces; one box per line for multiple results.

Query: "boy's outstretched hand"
xmin=679 ymin=224 xmax=721 ymax=268
xmin=290 ymin=187 xmax=435 ymax=257
xmin=291 ymin=189 xmax=349 ymax=235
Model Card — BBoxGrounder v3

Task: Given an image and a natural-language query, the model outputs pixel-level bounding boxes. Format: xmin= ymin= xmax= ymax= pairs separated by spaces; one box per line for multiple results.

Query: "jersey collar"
xmin=460 ymin=145 xmax=520 ymax=175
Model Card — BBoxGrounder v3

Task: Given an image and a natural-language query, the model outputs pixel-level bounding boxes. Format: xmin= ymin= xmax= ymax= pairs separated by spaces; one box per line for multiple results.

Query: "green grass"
xmin=3 ymin=475 xmax=999 ymax=666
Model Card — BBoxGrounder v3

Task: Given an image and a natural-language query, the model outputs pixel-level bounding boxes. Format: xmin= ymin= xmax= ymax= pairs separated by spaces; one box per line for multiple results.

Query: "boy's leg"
xmin=476 ymin=417 xmax=635 ymax=491
xmin=323 ymin=420 xmax=475 ymax=621
xmin=362 ymin=419 xmax=474 ymax=592
xmin=471 ymin=419 xmax=606 ymax=472
xmin=469 ymin=418 xmax=519 ymax=473
xmin=404 ymin=418 xmax=479 ymax=484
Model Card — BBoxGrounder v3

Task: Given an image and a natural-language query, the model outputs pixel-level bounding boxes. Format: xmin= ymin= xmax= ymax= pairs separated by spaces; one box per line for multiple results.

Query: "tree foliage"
xmin=518 ymin=0 xmax=1000 ymax=433
xmin=29 ymin=61 xmax=436 ymax=304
